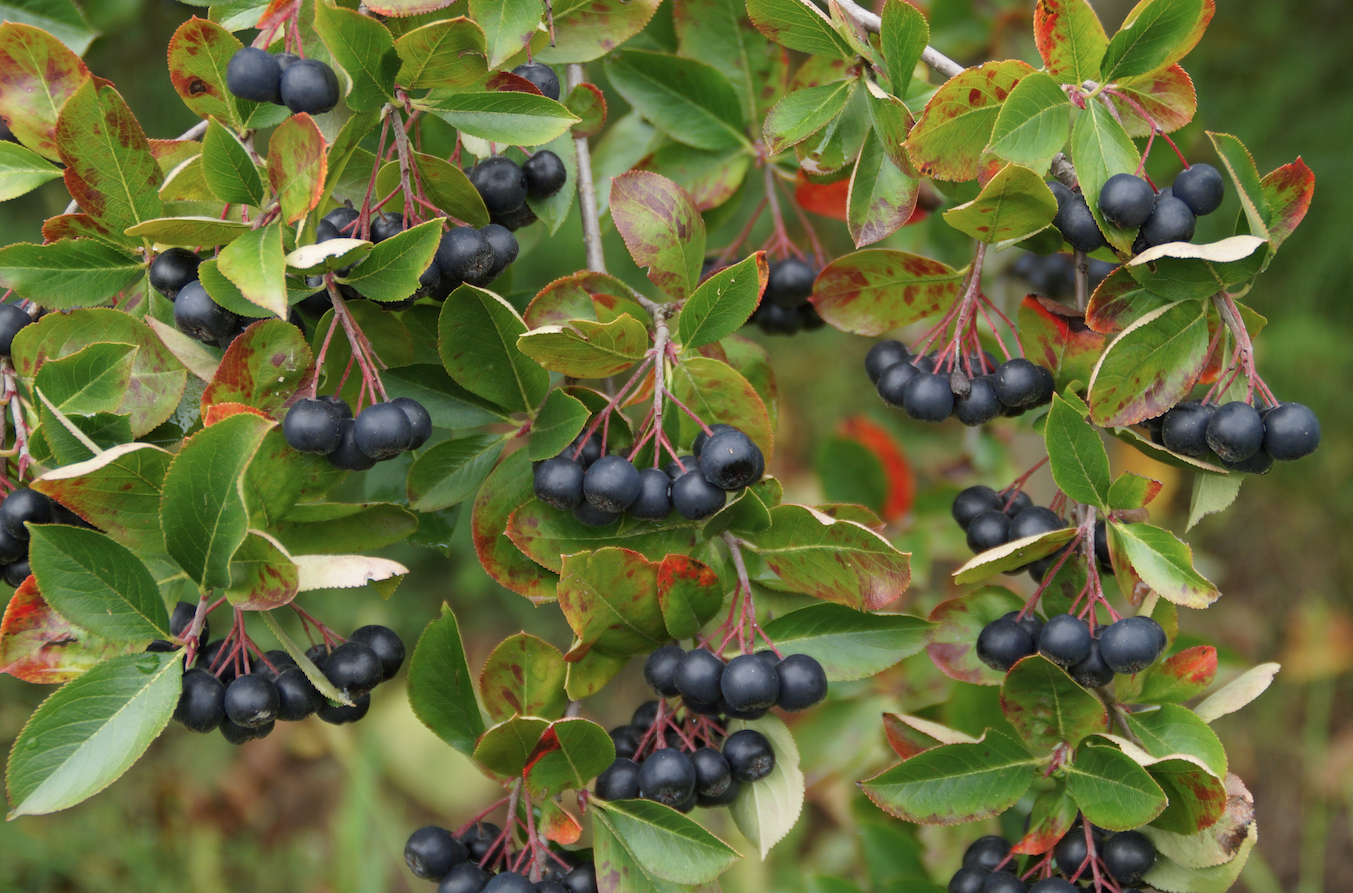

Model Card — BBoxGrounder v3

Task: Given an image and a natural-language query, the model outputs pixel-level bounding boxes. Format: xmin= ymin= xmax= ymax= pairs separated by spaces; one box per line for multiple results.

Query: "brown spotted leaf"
xmin=479 ymin=632 xmax=568 ymax=723
xmin=56 ymin=79 xmax=164 ymax=235
xmin=1084 ymin=266 xmax=1170 ymax=334
xmin=1109 ymin=64 xmax=1197 ymax=137
xmin=1087 ymin=299 xmax=1209 ymax=427
xmin=166 ymin=17 xmax=248 ymax=131
xmin=201 ymin=319 xmax=313 ymax=418
xmin=1260 ymin=156 xmax=1315 ymax=249
xmin=810 ymin=248 xmax=963 ymax=335
xmin=609 ymin=171 xmax=704 ymax=301
xmin=1018 ymin=295 xmax=1107 ymax=392
xmin=1000 ymin=654 xmax=1109 ymax=751
xmin=904 ymin=60 xmax=1033 ymax=182
xmin=267 ymin=113 xmax=327 ymax=224
xmin=1034 ymin=0 xmax=1109 ymax=85
xmin=556 ymin=548 xmax=667 ymax=659
xmin=0 ymin=22 xmax=90 ymax=162
xmin=0 ymin=576 xmax=134 ymax=684
xmin=656 ymin=553 xmax=723 ymax=639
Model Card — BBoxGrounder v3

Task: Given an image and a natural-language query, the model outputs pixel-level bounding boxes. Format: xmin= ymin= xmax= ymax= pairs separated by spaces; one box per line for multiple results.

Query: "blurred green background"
xmin=2 ymin=0 xmax=1351 ymax=891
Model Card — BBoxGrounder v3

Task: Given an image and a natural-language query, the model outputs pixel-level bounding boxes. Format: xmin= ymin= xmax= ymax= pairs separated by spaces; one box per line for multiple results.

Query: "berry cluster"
xmin=1008 ymin=253 xmax=1115 ymax=300
xmin=951 ymin=486 xmax=1072 ymax=582
xmin=469 ymin=146 xmax=568 ymax=233
xmin=226 ymin=47 xmax=339 ymax=116
xmin=174 ymin=617 xmax=404 ymax=744
xmin=404 ymin=823 xmax=597 ymax=893
xmin=1146 ymin=399 xmax=1320 ymax=473
xmin=867 ymin=342 xmax=1054 ymax=426
xmin=532 ymin=423 xmax=764 ymax=527
xmin=150 ymin=247 xmax=290 ymax=347
xmin=593 ymin=644 xmax=826 ymax=810
xmin=0 ymin=487 xmax=86 ymax=587
xmin=977 ymin=609 xmax=1166 ymax=684
xmin=746 ymin=257 xmax=825 ymax=335
xmin=1049 ymin=162 xmax=1226 ymax=256
xmin=284 ymin=394 xmax=431 ymax=471
xmin=949 ymin=823 xmax=1157 ymax=893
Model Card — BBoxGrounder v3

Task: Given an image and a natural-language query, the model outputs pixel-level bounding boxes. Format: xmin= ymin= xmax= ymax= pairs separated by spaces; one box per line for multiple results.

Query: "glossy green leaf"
xmin=1070 ymin=98 xmax=1141 ymax=252
xmin=423 ymin=90 xmax=579 ymax=145
xmin=439 ymin=284 xmax=548 ymax=414
xmin=201 ymin=119 xmax=263 ymax=206
xmin=1101 ymin=0 xmax=1210 ymax=83
xmin=760 ymin=604 xmax=931 ymax=682
xmin=535 ymin=0 xmax=662 ymax=64
xmin=0 ymin=20 xmax=91 ymax=161
xmin=470 ymin=0 xmax=539 ymax=68
xmin=673 ymin=0 xmax=788 ymax=125
xmin=472 ymin=451 xmax=560 ymax=604
xmin=1065 ymin=741 xmax=1168 ymax=830
xmin=394 ymin=17 xmax=488 ymax=89
xmin=880 ymin=0 xmax=928 ymax=98
xmin=271 ymin=502 xmax=418 ymax=555
xmin=1125 ymin=235 xmax=1266 ymax=300
xmin=848 ymin=126 xmax=920 ymax=248
xmin=525 ymin=717 xmax=615 ymax=797
xmin=1000 ymin=655 xmax=1108 ymax=751
xmin=406 ymin=433 xmax=507 ymax=512
xmin=925 ymin=587 xmax=1026 ymax=686
xmin=1128 ymin=704 xmax=1227 ymax=777
xmin=406 ymin=603 xmax=486 ymax=756
xmin=200 ymin=319 xmax=312 ymax=416
xmin=341 ymin=218 xmax=442 ymax=303
xmin=604 ymin=50 xmax=747 ymax=152
xmin=32 ymin=444 xmax=171 ymax=553
xmin=943 ymin=163 xmax=1058 ymax=245
xmin=905 ymin=61 xmax=1034 ymax=181
xmin=166 ymin=17 xmax=250 ymax=131
xmin=527 ymin=390 xmax=590 ymax=461
xmin=951 ymin=527 xmax=1078 ymax=584
xmin=1034 ymin=0 xmax=1110 ymax=85
xmin=384 ymin=363 xmax=508 ymax=429
xmin=517 ymin=313 xmax=650 ymax=379
xmin=664 ymin=356 xmax=773 ymax=462
xmin=217 ymin=220 xmax=288 ymax=319
xmin=473 ymin=715 xmax=549 ymax=776
xmin=986 ymin=71 xmax=1072 ymax=166
xmin=655 ymin=553 xmax=723 ymax=640
xmin=6 ymin=651 xmax=181 ymax=818
xmin=313 ymin=1 xmax=399 ymax=112
xmin=745 ymin=0 xmax=853 ymax=60
xmin=0 ymin=139 xmax=61 ymax=200
xmin=1087 ymin=300 xmax=1209 ymax=427
xmin=479 ymin=633 xmax=567 ymax=723
xmin=33 ymin=342 xmax=135 ymax=416
xmin=1206 ymin=130 xmax=1270 ymax=242
xmin=1186 ymin=471 xmax=1241 ymax=531
xmin=763 ymin=80 xmax=853 ymax=155
xmin=557 ymin=548 xmax=667 ymax=657
xmin=862 ymin=730 xmax=1038 ymax=824
xmin=0 ymin=240 xmax=141 ymax=309
xmin=592 ymin=797 xmax=741 ymax=882
xmin=1107 ymin=521 xmax=1219 ymax=608
xmin=1045 ymin=392 xmax=1112 ymax=508
xmin=27 ymin=525 xmax=168 ymax=641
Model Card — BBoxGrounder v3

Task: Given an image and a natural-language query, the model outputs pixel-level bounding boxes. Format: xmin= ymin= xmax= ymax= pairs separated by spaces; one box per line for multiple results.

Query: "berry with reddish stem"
xmin=610 ymin=724 xmax=641 ymax=759
xmin=274 ymin=668 xmax=323 ymax=721
xmin=174 ymin=668 xmax=226 ymax=733
xmin=1206 ymin=401 xmax=1265 ymax=463
xmin=328 ymin=419 xmax=378 ymax=471
xmin=721 ymin=653 xmax=779 ymax=712
xmin=223 ymin=674 xmax=279 ymax=728
xmin=349 ymin=625 xmax=405 ymax=680
xmin=953 ymin=486 xmax=1002 ymax=528
xmin=1099 ymin=616 xmax=1166 ymax=674
xmin=1161 ymin=402 xmax=1214 ymax=458
xmin=948 ymin=866 xmax=990 ymax=893
xmin=174 ymin=280 xmax=239 ymax=343
xmin=1099 ymin=173 xmax=1156 ymax=229
xmin=765 ymin=258 xmax=816 ymax=308
xmin=963 ymin=835 xmax=1011 ymax=871
xmin=470 ymin=156 xmax=529 ymax=215
xmin=318 ymin=692 xmax=371 ymax=724
xmin=902 ymin=372 xmax=954 ymax=422
xmin=699 ymin=428 xmax=763 ymax=490
xmin=675 ymin=649 xmax=724 ymax=704
xmin=438 ymin=863 xmax=490 ymax=893
xmin=284 ymin=398 xmax=346 ymax=454
xmin=1172 ymin=163 xmax=1225 ymax=216
xmin=865 ymin=340 xmax=910 ymax=383
xmin=323 ymin=640 xmax=384 ymax=698
xmin=1070 ymin=639 xmax=1116 ymax=688
xmin=391 ymin=397 xmax=433 ymax=450
xmin=354 ymin=402 xmax=414 ymax=460
xmin=628 ymin=467 xmax=674 ymax=520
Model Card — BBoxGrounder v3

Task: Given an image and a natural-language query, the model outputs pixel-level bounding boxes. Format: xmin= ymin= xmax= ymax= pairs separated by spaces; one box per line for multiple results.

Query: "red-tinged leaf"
xmin=665 ymin=356 xmax=774 ymax=467
xmin=1001 ymin=655 xmax=1108 ymax=750
xmin=847 ymin=128 xmax=919 ymax=247
xmin=1135 ymin=645 xmax=1218 ymax=704
xmin=537 ymin=0 xmax=663 ymax=65
xmin=1084 ymin=266 xmax=1170 ymax=334
xmin=487 ymin=70 xmax=543 ymax=95
xmin=1018 ymin=295 xmax=1108 ymax=393
xmin=882 ymin=713 xmax=944 ymax=760
xmin=523 ymin=271 xmax=644 ymax=328
xmin=1013 ymin=786 xmax=1079 ymax=855
xmin=1087 ymin=300 xmax=1210 ymax=427
xmin=203 ymin=402 xmax=272 ymax=426
xmin=811 ymin=249 xmax=963 ymax=336
xmin=0 ymin=577 xmax=131 ymax=683
xmin=539 ymin=800 xmax=582 ymax=845
xmin=56 ymin=79 xmax=164 ymax=234
xmin=41 ymin=214 xmax=115 ymax=246
xmin=224 ymin=531 xmax=299 ymax=611
xmin=0 ymin=22 xmax=90 ymax=162
xmin=471 ymin=450 xmax=559 ymax=604
xmin=565 ymin=83 xmax=606 ymax=138
xmin=369 ymin=0 xmax=457 ymax=14
xmin=1033 ymin=0 xmax=1109 ymax=85
xmin=836 ymin=415 xmax=913 ymax=522
xmin=926 ymin=587 xmax=1025 ymax=685
xmin=903 ymin=60 xmax=1034 ymax=182
xmin=1101 ymin=0 xmax=1215 ymax=83
xmin=1207 ymin=131 xmax=1271 ymax=241
xmin=795 ymin=171 xmax=850 ymax=221
xmin=267 ymin=114 xmax=327 ymax=224
xmin=1260 ymin=157 xmax=1315 ymax=249
xmin=636 ymin=143 xmax=750 ymax=212
xmin=609 ymin=171 xmax=705 ymax=301
xmin=257 ymin=0 xmax=302 ymax=34
xmin=200 ymin=320 xmax=314 ymax=418
xmin=655 ymin=553 xmax=723 ymax=640
xmin=479 ymin=632 xmax=568 ymax=723
xmin=167 ymin=18 xmax=246 ymax=131
xmin=1109 ymin=64 xmax=1196 ymax=137
xmin=557 ymin=548 xmax=667 ymax=659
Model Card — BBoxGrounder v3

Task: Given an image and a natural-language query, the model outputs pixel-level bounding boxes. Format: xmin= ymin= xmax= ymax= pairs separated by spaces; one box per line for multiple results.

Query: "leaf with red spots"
xmin=656 ymin=553 xmax=722 ymax=639
xmin=882 ymin=713 xmax=947 ymax=760
xmin=610 ymin=175 xmax=702 ymax=301
xmin=1034 ymin=0 xmax=1108 ymax=84
xmin=222 ymin=530 xmax=299 ymax=610
xmin=1018 ymin=294 xmax=1108 ymax=392
xmin=266 ymin=113 xmax=327 ymax=225
xmin=926 ymin=586 xmax=1025 ymax=685
xmin=944 ymin=163 xmax=1058 ymax=245
xmin=32 ymin=444 xmax=171 ymax=554
xmin=524 ymin=717 xmax=614 ymax=796
xmin=537 ymin=0 xmax=663 ymax=64
xmin=55 ymin=79 xmax=163 ymax=236
xmin=1084 ymin=265 xmax=1170 ymax=334
xmin=393 ymin=17 xmax=487 ymax=90
xmin=201 ymin=319 xmax=312 ymax=418
xmin=1147 ymin=756 xmax=1228 ymax=834
xmin=563 ymin=82 xmax=606 ymax=138
xmin=1131 ymin=645 xmax=1218 ymax=705
xmin=1142 ymin=772 xmax=1254 ymax=874
xmin=1106 ymin=520 xmax=1219 ymax=609
xmin=538 ymin=800 xmax=582 ymax=845
xmin=166 ymin=18 xmax=250 ymax=131
xmin=367 ymin=0 xmax=456 ymax=14
xmin=471 ymin=450 xmax=559 ymax=604
xmin=1013 ymin=785 xmax=1079 ymax=855
xmin=479 ymin=632 xmax=568 ymax=723
xmin=810 ymin=248 xmax=964 ymax=336
xmin=1001 ymin=654 xmax=1108 ymax=751
xmin=904 ymin=60 xmax=1033 ymax=182
xmin=0 ymin=577 xmax=132 ymax=684
xmin=1260 ymin=156 xmax=1315 ymax=249
xmin=1110 ymin=64 xmax=1196 ymax=137
xmin=1100 ymin=0 xmax=1214 ymax=83
xmin=0 ymin=22 xmax=90 ymax=162
xmin=636 ymin=142 xmax=750 ymax=212
xmin=1088 ymin=299 xmax=1209 ymax=427
xmin=39 ymin=213 xmax=117 ymax=246
xmin=555 ymin=548 xmax=667 ymax=659
xmin=524 ymin=271 xmax=644 ymax=328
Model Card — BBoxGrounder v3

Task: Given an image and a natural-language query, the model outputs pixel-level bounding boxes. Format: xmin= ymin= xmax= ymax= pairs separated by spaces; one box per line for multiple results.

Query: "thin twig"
xmin=831 ymin=0 xmax=964 ymax=78
xmin=1073 ymin=250 xmax=1090 ymax=312
xmin=567 ymin=64 xmax=606 ymax=274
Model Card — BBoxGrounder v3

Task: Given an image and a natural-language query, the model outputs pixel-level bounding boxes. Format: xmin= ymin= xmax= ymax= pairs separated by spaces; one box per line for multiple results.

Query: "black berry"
xmin=1205 ymin=401 xmax=1264 ymax=463
xmin=480 ymin=223 xmax=519 ymax=279
xmin=983 ymin=872 xmax=1026 ymax=893
xmin=149 ymin=248 xmax=201 ymax=300
xmin=671 ymin=469 xmax=726 ymax=520
xmin=639 ymin=748 xmax=697 ymax=807
xmin=976 ymin=617 xmax=1035 ymax=672
xmin=391 ymin=397 xmax=433 ymax=450
xmin=437 ymin=226 xmax=496 ymax=287
xmin=1161 ymin=402 xmax=1214 ymax=458
xmin=349 ymin=625 xmax=405 ymax=680
xmin=955 ymin=376 xmax=1002 ymax=426
xmin=721 ymin=653 xmax=779 ymax=712
xmin=629 ymin=467 xmax=673 ymax=520
xmin=274 ymin=667 xmax=323 ymax=721
xmin=610 ymin=724 xmax=641 ymax=759
xmin=323 ymin=640 xmax=384 ymax=697
xmin=953 ymin=485 xmax=1002 ymax=529
xmin=284 ymin=397 xmax=346 ymax=454
xmin=1099 ymin=173 xmax=1156 ymax=229
xmin=698 ymin=778 xmax=741 ymax=808
xmin=992 ymin=359 xmax=1044 ymax=409
xmin=438 ymin=863 xmax=490 ymax=893
xmin=174 ymin=280 xmax=239 ymax=343
xmin=1008 ymin=506 xmax=1065 ymax=541
xmin=676 ymin=649 xmax=724 ymax=704
xmin=765 ymin=258 xmax=816 ymax=308
xmin=948 ymin=866 xmax=990 ymax=893
xmin=631 ymin=700 xmax=660 ymax=731
xmin=174 ymin=668 xmax=226 ymax=733
xmin=534 ymin=457 xmax=585 ymax=510
xmin=1002 ymin=490 xmax=1033 ymax=519
xmin=511 ymin=61 xmax=561 ymax=100
xmin=471 ymin=156 xmax=528 ymax=215
xmin=220 ymin=717 xmax=269 ymax=745
xmin=699 ymin=428 xmax=763 ymax=490
xmin=0 ymin=488 xmax=53 ymax=539
xmin=1139 ymin=195 xmax=1196 ymax=247
xmin=691 ymin=746 xmax=732 ymax=797
xmin=317 ymin=692 xmax=371 ymax=724
xmin=354 ymin=401 xmax=414 ymax=460
xmin=594 ymin=757 xmax=642 ymax=800
xmin=1102 ymin=830 xmax=1155 ymax=886
xmin=865 ymin=340 xmax=910 ymax=383
xmin=693 ymin=423 xmax=737 ymax=458
xmin=370 ymin=212 xmax=403 ymax=243
xmin=1263 ymin=402 xmax=1320 ymax=461
xmin=963 ymin=835 xmax=1011 ymax=871
xmin=901 ymin=372 xmax=954 ymax=422
xmin=775 ymin=653 xmax=827 ymax=711
xmin=723 ymin=729 xmax=775 ymax=781
xmin=1099 ymin=616 xmax=1165 ymax=674
xmin=663 ymin=455 xmax=696 ymax=479
xmin=583 ymin=455 xmax=641 ymax=512
xmin=1053 ymin=826 xmax=1098 ymax=874
xmin=643 ymin=644 xmax=684 ymax=696
xmin=405 ymin=825 xmax=467 ymax=880
xmin=491 ymin=201 xmax=537 ymax=231
xmin=223 ymin=674 xmax=279 ymax=728
xmin=1052 ymin=190 xmax=1107 ymax=253
xmin=3 ymin=558 xmax=30 ymax=588
xmin=523 ymin=151 xmax=568 ymax=200
xmin=1070 ymin=639 xmax=1115 ymax=688
xmin=0 ymin=302 xmax=31 ymax=356
xmin=560 ymin=864 xmax=597 ymax=893
xmin=966 ymin=510 xmax=1010 ymax=553
xmin=279 ymin=59 xmax=340 ymax=115
xmin=226 ymin=47 xmax=281 ymax=104
xmin=572 ymin=501 xmax=619 ymax=527
xmin=328 ymin=419 xmax=378 ymax=471
xmin=1027 ymin=880 xmax=1075 ymax=893
xmin=562 ymin=430 xmax=603 ymax=468
xmin=484 ymin=872 xmax=533 ymax=893
xmin=458 ymin=823 xmax=501 ymax=862
xmin=1172 ymin=163 xmax=1225 ymax=216
xmin=1038 ymin=614 xmax=1092 ymax=667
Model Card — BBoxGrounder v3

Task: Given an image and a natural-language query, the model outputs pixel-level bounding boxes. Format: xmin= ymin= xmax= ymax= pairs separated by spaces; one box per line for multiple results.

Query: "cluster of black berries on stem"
xmin=949 ymin=821 xmax=1157 ymax=893
xmin=171 ymin=599 xmax=403 ymax=744
xmin=226 ymin=46 xmax=339 ymax=116
xmin=745 ymin=256 xmax=825 ymax=335
xmin=404 ymin=810 xmax=598 ymax=893
xmin=284 ymin=393 xmax=431 ymax=471
xmin=593 ymin=643 xmax=826 ymax=809
xmin=951 ymin=484 xmax=1071 ymax=582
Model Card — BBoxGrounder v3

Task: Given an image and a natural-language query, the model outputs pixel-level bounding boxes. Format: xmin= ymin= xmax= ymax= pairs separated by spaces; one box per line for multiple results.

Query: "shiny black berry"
xmin=692 ymin=423 xmax=737 ymax=458
xmin=327 ymin=419 xmax=377 ymax=471
xmin=0 ymin=302 xmax=31 ymax=356
xmin=948 ymin=866 xmax=990 ymax=893
xmin=437 ymin=227 xmax=496 ymax=287
xmin=721 ymin=653 xmax=779 ymax=712
xmin=1009 ymin=506 xmax=1065 ymax=541
xmin=1099 ymin=173 xmax=1156 ymax=229
xmin=1139 ymin=195 xmax=1196 ymax=247
xmin=317 ymin=692 xmax=371 ymax=724
xmin=1052 ymin=190 xmax=1107 ymax=253
xmin=1053 ymin=826 xmax=1098 ymax=875
xmin=523 ymin=151 xmax=568 ymax=200
xmin=976 ymin=617 xmax=1036 ymax=672
xmin=511 ymin=61 xmax=561 ymax=100
xmin=348 ymin=625 xmax=405 ymax=680
xmin=174 ymin=668 xmax=226 ymax=733
xmin=560 ymin=864 xmax=597 ymax=893
xmin=149 ymin=248 xmax=202 ymax=300
xmin=0 ymin=488 xmax=53 ymax=539
xmin=1070 ymin=640 xmax=1116 ymax=688
xmin=572 ymin=500 xmax=620 ymax=527
xmin=354 ymin=402 xmax=413 ymax=460
xmin=865 ymin=340 xmax=910 ymax=383
xmin=1103 ymin=830 xmax=1155 ymax=886
xmin=953 ymin=486 xmax=1002 ymax=529
xmin=323 ymin=640 xmax=384 ymax=697
xmin=480 ymin=223 xmax=519 ymax=278
xmin=1161 ymin=402 xmax=1213 ymax=458
xmin=405 ymin=825 xmax=467 ymax=881
xmin=391 ymin=397 xmax=433 ymax=450
xmin=1172 ymin=163 xmax=1225 ymax=216
xmin=583 ymin=455 xmax=641 ymax=512
xmin=966 ymin=510 xmax=1010 ymax=553
xmin=534 ymin=456 xmax=585 ymax=510
xmin=992 ymin=359 xmax=1044 ymax=409
xmin=223 ymin=674 xmax=279 ymax=728
xmin=676 ymin=649 xmax=725 ymax=704
xmin=438 ymin=862 xmax=490 ymax=893
xmin=765 ymin=258 xmax=816 ymax=308
xmin=644 ymin=643 xmax=684 ymax=696
xmin=639 ymin=748 xmax=697 ymax=807
xmin=955 ymin=377 xmax=1002 ymax=426
xmin=1263 ymin=402 xmax=1320 ymax=460
xmin=699 ymin=428 xmax=763 ymax=490
xmin=671 ymin=469 xmax=726 ymax=520
xmin=1099 ymin=616 xmax=1165 ymax=674
xmin=775 ymin=653 xmax=827 ymax=711
xmin=458 ymin=822 xmax=502 ymax=862
xmin=629 ymin=467 xmax=673 ymax=520
xmin=610 ymin=724 xmax=641 ymax=759
xmin=370 ymin=212 xmax=403 ymax=243
xmin=284 ymin=397 xmax=346 ymax=454
xmin=274 ymin=667 xmax=323 ymax=721
xmin=279 ymin=59 xmax=340 ymax=115
xmin=902 ymin=372 xmax=954 ymax=422
xmin=691 ymin=746 xmax=732 ymax=797
xmin=1205 ymin=401 xmax=1264 ymax=463
xmin=226 ymin=47 xmax=281 ymax=104
xmin=471 ymin=156 xmax=529 ymax=215
xmin=631 ymin=699 xmax=660 ymax=731
xmin=174 ymin=280 xmax=239 ymax=343
xmin=595 ymin=758 xmax=642 ymax=800
xmin=963 ymin=835 xmax=1012 ymax=871
xmin=723 ymin=729 xmax=775 ymax=781
xmin=1002 ymin=490 xmax=1033 ymax=519
xmin=1038 ymin=614 xmax=1092 ymax=667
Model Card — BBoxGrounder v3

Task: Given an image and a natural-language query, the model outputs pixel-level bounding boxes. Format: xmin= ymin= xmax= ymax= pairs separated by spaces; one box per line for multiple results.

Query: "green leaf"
xmin=27 ymin=525 xmax=168 ymax=641
xmin=527 ymin=391 xmax=590 ymax=461
xmin=905 ymin=61 xmax=1034 ymax=182
xmin=1125 ymin=236 xmax=1266 ymax=300
xmin=1108 ymin=471 xmax=1163 ymax=510
xmin=200 ymin=319 xmax=313 ymax=416
xmin=700 ymin=485 xmax=771 ymax=540
xmin=470 ymin=0 xmax=539 ymax=69
xmin=406 ymin=433 xmax=508 ymax=512
xmin=0 ymin=240 xmax=141 ymax=309
xmin=1045 ymin=392 xmax=1112 ymax=508
xmin=861 ymin=730 xmax=1037 ymax=824
xmin=394 ymin=18 xmax=488 ymax=90
xmin=728 ymin=713 xmax=805 ymax=859
xmin=760 ymin=604 xmax=931 ymax=682
xmin=1109 ymin=63 xmax=1197 ymax=138
xmin=34 ymin=342 xmax=136 ymax=416
xmin=1186 ymin=471 xmax=1241 ymax=531
xmin=1107 ymin=521 xmax=1219 ymax=608
xmin=506 ymin=500 xmax=698 ymax=576
xmin=1034 ymin=0 xmax=1110 ymax=85
xmin=217 ymin=220 xmax=288 ymax=319
xmin=159 ymin=412 xmax=273 ymax=591
xmin=201 ymin=117 xmax=263 ymax=205
xmin=811 ymin=249 xmax=963 ymax=336
xmin=55 ymin=79 xmax=163 ymax=235
xmin=1144 ymin=824 xmax=1256 ymax=893
xmin=438 ymin=284 xmax=548 ymax=414
xmin=472 ymin=451 xmax=560 ymax=603
xmin=592 ymin=798 xmax=741 ymax=883
xmin=412 ymin=150 xmax=490 ymax=228
xmin=407 ymin=603 xmax=486 ymax=756
xmin=517 ymin=313 xmax=650 ymax=379
xmin=943 ymin=163 xmax=1058 ymax=245
xmin=986 ymin=72 xmax=1072 ymax=167
xmin=763 ymin=80 xmax=854 ymax=155
xmin=951 ymin=527 xmax=1078 ymax=584
xmin=341 ymin=218 xmax=442 ymax=303
xmin=423 ymin=90 xmax=579 ymax=145
xmin=848 ymin=126 xmax=920 ymax=248
xmin=1065 ymin=741 xmax=1168 ymax=830
xmin=313 ymin=0 xmax=399 ymax=112
xmin=6 ymin=651 xmax=182 ymax=818
xmin=1206 ymin=131 xmax=1270 ymax=242
xmin=557 ymin=548 xmax=667 ymax=657
xmin=1128 ymin=704 xmax=1227 ymax=777
xmin=223 ymin=530 xmax=299 ymax=610
xmin=525 ymin=717 xmax=615 ymax=797
xmin=609 ymin=171 xmax=705 ymax=302
xmin=1070 ymin=98 xmax=1141 ymax=253
xmin=1000 ymin=655 xmax=1108 ymax=751
xmin=591 ymin=805 xmax=698 ymax=893
xmin=604 ymin=50 xmax=747 ymax=152
xmin=266 ymin=113 xmax=326 ymax=224
xmin=384 ymin=363 xmax=509 ymax=429
xmin=124 ymin=217 xmax=250 ymax=248
xmin=479 ymin=633 xmax=567 ymax=723
xmin=271 ymin=502 xmax=418 ymax=555
xmin=655 ymin=553 xmax=723 ymax=640
xmin=0 ymin=20 xmax=91 ymax=162
xmin=536 ymin=0 xmax=662 ymax=64
xmin=673 ymin=0 xmax=788 ymax=125
xmin=473 ymin=715 xmax=549 ymax=776
xmin=33 ymin=444 xmax=171 ymax=554
xmin=745 ymin=0 xmax=854 ymax=60
xmin=880 ymin=0 xmax=928 ymax=98
xmin=0 ymin=139 xmax=61 ymax=200
xmin=39 ymin=409 xmax=132 ymax=467
xmin=742 ymin=505 xmax=910 ymax=611
xmin=1087 ymin=300 xmax=1209 ymax=427
xmin=1128 ymin=645 xmax=1217 ymax=705
xmin=1100 ymin=0 xmax=1210 ymax=83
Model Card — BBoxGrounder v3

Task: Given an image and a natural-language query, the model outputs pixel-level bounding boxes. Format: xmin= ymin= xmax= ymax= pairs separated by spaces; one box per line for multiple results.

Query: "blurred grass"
xmin=2 ymin=0 xmax=1352 ymax=890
